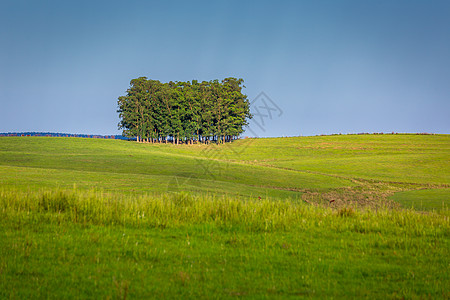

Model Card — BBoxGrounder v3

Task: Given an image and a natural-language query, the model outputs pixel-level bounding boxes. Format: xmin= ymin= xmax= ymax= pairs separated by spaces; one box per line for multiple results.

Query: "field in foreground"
xmin=0 ymin=135 xmax=449 ymax=298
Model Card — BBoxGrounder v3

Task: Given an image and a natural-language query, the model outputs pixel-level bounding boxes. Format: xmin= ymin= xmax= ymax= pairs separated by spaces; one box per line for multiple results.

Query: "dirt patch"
xmin=301 ymin=182 xmax=404 ymax=210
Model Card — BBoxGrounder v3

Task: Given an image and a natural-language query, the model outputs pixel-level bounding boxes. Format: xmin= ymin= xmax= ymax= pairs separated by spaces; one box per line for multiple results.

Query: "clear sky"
xmin=1 ymin=0 xmax=449 ymax=137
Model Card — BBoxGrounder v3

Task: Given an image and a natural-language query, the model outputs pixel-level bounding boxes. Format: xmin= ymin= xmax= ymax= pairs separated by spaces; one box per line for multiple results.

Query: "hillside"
xmin=1 ymin=134 xmax=449 ymax=209
xmin=0 ymin=134 xmax=449 ymax=298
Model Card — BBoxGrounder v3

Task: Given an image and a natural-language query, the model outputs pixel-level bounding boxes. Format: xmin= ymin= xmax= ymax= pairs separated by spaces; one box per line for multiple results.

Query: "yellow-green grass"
xmin=1 ymin=135 xmax=448 ymax=208
xmin=0 ymin=137 xmax=355 ymax=199
xmin=0 ymin=188 xmax=449 ymax=299
xmin=172 ymin=134 xmax=450 ymax=185
xmin=0 ymin=135 xmax=449 ymax=298
xmin=390 ymin=188 xmax=450 ymax=211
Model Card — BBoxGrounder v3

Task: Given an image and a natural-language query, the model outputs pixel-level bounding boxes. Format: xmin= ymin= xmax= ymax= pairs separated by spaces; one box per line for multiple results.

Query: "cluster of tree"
xmin=117 ymin=77 xmax=252 ymax=144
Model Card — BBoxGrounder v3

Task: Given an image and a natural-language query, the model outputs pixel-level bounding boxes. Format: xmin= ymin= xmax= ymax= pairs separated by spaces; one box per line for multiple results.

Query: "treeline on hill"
xmin=117 ymin=77 xmax=252 ymax=144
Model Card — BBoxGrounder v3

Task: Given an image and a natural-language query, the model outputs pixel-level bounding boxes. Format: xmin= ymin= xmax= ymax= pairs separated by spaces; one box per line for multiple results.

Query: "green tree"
xmin=117 ymin=77 xmax=252 ymax=144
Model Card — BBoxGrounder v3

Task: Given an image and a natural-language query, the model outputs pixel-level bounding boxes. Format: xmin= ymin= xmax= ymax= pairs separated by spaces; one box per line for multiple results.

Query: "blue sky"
xmin=1 ymin=0 xmax=449 ymax=136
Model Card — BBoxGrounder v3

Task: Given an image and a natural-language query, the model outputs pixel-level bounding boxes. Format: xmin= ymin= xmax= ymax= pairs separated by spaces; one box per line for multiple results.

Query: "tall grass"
xmin=1 ymin=188 xmax=449 ymax=298
xmin=1 ymin=188 xmax=448 ymax=235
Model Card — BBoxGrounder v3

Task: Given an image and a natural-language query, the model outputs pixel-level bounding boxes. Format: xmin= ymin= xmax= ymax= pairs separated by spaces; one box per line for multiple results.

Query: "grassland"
xmin=0 ymin=135 xmax=449 ymax=298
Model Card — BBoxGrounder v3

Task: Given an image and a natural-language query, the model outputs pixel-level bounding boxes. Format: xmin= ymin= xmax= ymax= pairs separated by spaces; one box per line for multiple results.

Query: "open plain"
xmin=0 ymin=134 xmax=449 ymax=298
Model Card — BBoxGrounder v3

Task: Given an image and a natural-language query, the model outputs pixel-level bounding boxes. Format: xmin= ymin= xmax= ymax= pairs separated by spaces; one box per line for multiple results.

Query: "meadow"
xmin=0 ymin=135 xmax=449 ymax=298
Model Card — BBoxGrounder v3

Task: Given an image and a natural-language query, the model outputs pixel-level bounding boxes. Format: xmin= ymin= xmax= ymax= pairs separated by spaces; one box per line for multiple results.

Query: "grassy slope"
xmin=390 ymin=188 xmax=450 ymax=211
xmin=0 ymin=135 xmax=449 ymax=298
xmin=0 ymin=137 xmax=354 ymax=199
xmin=174 ymin=134 xmax=449 ymax=185
xmin=1 ymin=134 xmax=448 ymax=207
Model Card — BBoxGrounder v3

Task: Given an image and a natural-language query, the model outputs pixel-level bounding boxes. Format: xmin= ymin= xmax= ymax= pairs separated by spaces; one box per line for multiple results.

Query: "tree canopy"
xmin=118 ymin=77 xmax=252 ymax=144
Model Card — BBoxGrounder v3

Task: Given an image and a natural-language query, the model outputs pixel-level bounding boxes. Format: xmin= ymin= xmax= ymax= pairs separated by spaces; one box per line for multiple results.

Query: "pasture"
xmin=0 ymin=135 xmax=449 ymax=298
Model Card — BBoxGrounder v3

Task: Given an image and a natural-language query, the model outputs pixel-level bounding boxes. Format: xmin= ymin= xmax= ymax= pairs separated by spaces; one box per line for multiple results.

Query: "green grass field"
xmin=0 ymin=135 xmax=449 ymax=298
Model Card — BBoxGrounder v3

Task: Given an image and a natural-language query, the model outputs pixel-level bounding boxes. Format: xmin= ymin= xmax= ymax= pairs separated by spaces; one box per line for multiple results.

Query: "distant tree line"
xmin=117 ymin=77 xmax=252 ymax=144
xmin=0 ymin=132 xmax=127 ymax=139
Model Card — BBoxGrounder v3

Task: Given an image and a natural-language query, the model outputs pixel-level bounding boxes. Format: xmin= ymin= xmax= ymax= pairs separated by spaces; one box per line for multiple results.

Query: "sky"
xmin=1 ymin=0 xmax=449 ymax=137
